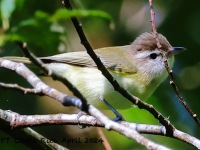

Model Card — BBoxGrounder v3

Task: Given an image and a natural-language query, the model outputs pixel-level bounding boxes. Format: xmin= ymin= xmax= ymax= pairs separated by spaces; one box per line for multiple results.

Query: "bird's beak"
xmin=167 ymin=47 xmax=187 ymax=56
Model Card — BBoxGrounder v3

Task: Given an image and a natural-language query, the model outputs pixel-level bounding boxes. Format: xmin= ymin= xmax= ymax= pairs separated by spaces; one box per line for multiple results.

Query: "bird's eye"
xmin=149 ymin=53 xmax=158 ymax=59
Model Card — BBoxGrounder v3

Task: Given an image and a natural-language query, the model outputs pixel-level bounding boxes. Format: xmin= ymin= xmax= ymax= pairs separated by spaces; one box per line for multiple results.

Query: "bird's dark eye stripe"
xmin=149 ymin=53 xmax=158 ymax=59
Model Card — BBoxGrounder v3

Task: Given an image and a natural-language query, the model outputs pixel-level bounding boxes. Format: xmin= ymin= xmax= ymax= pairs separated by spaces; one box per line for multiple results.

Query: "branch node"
xmin=193 ymin=114 xmax=197 ymax=118
xmin=169 ymin=80 xmax=174 ymax=85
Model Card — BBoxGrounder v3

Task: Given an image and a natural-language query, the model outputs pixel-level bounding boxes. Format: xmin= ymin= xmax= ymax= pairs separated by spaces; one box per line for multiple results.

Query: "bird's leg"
xmin=77 ymin=111 xmax=88 ymax=129
xmin=103 ymin=99 xmax=125 ymax=122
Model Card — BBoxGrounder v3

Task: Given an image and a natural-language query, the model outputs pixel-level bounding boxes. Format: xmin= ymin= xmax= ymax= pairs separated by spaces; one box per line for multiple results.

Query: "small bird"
xmin=5 ymin=32 xmax=185 ymax=109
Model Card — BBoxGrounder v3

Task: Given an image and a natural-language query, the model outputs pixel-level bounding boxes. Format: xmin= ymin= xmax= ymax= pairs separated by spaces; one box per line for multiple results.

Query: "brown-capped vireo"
xmin=4 ymin=32 xmax=186 ymax=109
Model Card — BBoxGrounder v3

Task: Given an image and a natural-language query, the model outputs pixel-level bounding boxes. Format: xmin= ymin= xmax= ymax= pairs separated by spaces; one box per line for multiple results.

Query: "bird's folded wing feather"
xmin=40 ymin=45 xmax=137 ymax=73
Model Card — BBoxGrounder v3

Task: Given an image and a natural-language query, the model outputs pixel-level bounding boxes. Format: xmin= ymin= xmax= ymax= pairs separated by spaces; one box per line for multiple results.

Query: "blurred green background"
xmin=0 ymin=0 xmax=200 ymax=149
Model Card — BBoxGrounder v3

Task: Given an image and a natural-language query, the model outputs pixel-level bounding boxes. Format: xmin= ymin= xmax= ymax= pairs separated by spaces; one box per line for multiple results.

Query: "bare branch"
xmin=0 ymin=108 xmax=171 ymax=150
xmin=148 ymin=0 xmax=200 ymax=127
xmin=0 ymin=82 xmax=42 ymax=95
xmin=122 ymin=122 xmax=200 ymax=149
xmin=22 ymin=128 xmax=69 ymax=150
xmin=1 ymin=108 xmax=199 ymax=149
xmin=149 ymin=0 xmax=157 ymax=34
xmin=164 ymin=57 xmax=200 ymax=126
xmin=97 ymin=128 xmax=112 ymax=150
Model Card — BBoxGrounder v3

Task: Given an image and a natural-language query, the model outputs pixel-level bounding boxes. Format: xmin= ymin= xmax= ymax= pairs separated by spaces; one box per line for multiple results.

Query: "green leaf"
xmin=10 ymin=11 xmax=50 ymax=32
xmin=0 ymin=33 xmax=22 ymax=46
xmin=49 ymin=8 xmax=112 ymax=22
xmin=35 ymin=11 xmax=50 ymax=20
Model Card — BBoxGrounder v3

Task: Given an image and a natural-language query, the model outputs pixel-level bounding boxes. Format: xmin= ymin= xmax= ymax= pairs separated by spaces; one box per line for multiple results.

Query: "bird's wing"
xmin=40 ymin=51 xmax=97 ymax=67
xmin=40 ymin=46 xmax=137 ymax=73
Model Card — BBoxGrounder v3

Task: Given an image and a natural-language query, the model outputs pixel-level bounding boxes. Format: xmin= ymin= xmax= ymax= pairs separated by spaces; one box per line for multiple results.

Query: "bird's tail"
xmin=2 ymin=56 xmax=32 ymax=64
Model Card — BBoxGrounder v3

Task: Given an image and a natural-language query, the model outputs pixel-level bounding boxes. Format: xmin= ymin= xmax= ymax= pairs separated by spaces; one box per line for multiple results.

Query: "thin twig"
xmin=23 ymin=128 xmax=69 ymax=150
xmin=148 ymin=0 xmax=200 ymax=127
xmin=164 ymin=58 xmax=200 ymax=126
xmin=0 ymin=82 xmax=42 ymax=95
xmin=149 ymin=0 xmax=157 ymax=34
xmin=97 ymin=128 xmax=112 ymax=150
xmin=149 ymin=0 xmax=162 ymax=48
xmin=63 ymin=0 xmax=174 ymax=134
